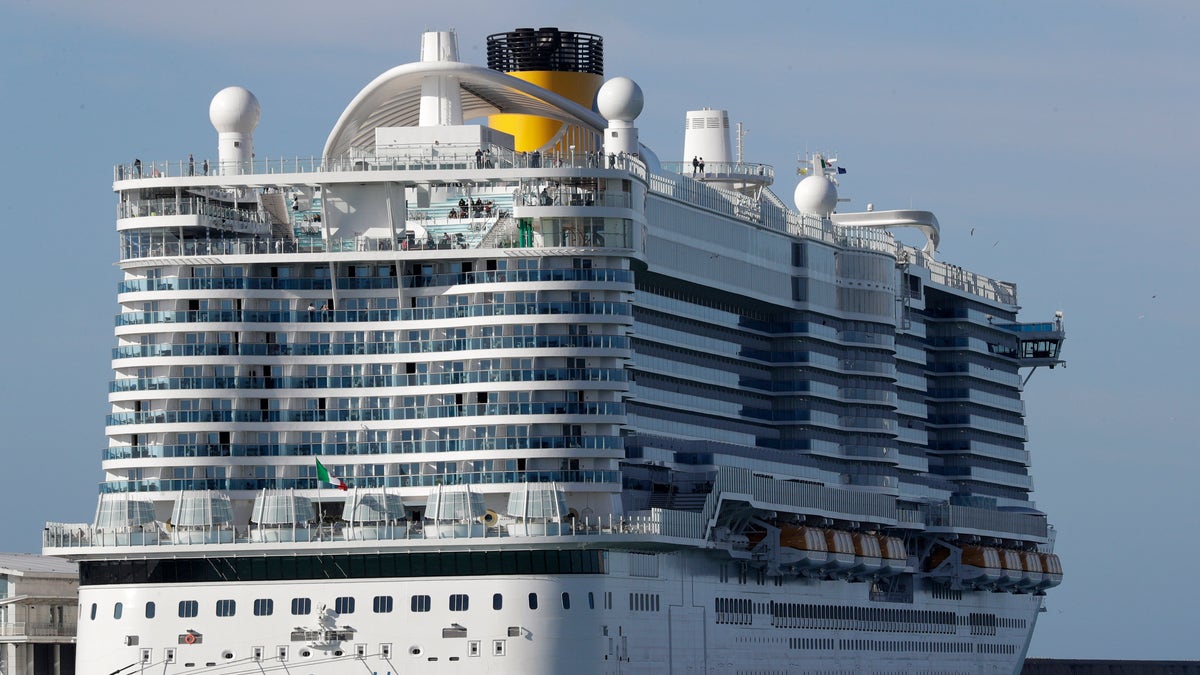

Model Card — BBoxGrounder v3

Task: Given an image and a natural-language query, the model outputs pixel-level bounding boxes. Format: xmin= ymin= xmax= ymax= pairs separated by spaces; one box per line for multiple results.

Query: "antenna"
xmin=736 ymin=122 xmax=746 ymax=163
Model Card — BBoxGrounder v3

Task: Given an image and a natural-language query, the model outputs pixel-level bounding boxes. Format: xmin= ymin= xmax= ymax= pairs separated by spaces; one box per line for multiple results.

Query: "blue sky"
xmin=1 ymin=0 xmax=1195 ymax=660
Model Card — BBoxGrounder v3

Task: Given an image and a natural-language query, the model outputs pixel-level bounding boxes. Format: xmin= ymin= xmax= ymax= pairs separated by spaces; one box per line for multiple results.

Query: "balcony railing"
xmin=0 ymin=622 xmax=77 ymax=637
xmin=659 ymin=161 xmax=775 ymax=182
xmin=97 ymin=470 xmax=624 ymax=494
xmin=920 ymin=503 xmax=1048 ymax=539
xmin=113 ymin=147 xmax=648 ymax=183
xmin=113 ymin=301 xmax=633 ymax=327
xmin=111 ymin=334 xmax=632 ymax=360
xmin=44 ymin=509 xmax=705 ymax=551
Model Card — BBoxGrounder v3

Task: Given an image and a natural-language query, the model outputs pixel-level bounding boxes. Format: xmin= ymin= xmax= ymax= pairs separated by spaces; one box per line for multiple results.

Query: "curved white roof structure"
xmin=831 ymin=209 xmax=941 ymax=255
xmin=323 ymin=61 xmax=609 ymax=158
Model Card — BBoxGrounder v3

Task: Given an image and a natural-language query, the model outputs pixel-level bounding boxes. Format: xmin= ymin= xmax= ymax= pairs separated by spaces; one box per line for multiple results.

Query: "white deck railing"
xmin=44 ymin=510 xmax=706 ymax=552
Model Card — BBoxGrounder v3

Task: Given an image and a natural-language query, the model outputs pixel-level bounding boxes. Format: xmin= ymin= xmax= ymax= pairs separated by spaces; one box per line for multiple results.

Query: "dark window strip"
xmin=80 ymin=549 xmax=606 ymax=586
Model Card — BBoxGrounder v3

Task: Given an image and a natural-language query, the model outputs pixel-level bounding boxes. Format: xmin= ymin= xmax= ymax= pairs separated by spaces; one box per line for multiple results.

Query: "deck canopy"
xmin=324 ymin=61 xmax=607 ymax=158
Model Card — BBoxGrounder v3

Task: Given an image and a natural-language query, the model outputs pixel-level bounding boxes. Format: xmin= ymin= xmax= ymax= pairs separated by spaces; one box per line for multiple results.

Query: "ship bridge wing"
xmin=324 ymin=61 xmax=608 ymax=157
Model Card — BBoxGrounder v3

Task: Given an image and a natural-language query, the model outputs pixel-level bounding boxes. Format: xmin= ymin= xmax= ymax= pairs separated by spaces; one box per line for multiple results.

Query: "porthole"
xmin=299 ymin=649 xmax=311 ymax=658
xmin=221 ymin=651 xmax=234 ymax=660
xmin=409 ymin=646 xmax=422 ymax=656
xmin=333 ymin=650 xmax=343 ymax=657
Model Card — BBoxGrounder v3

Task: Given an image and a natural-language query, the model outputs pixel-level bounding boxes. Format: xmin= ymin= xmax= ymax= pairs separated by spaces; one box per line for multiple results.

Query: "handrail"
xmin=114 ymin=147 xmax=648 ymax=183
xmin=43 ymin=510 xmax=704 ymax=550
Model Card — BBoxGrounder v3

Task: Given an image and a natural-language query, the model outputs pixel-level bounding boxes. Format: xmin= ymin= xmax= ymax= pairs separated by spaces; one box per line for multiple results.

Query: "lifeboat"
xmin=996 ymin=548 xmax=1023 ymax=588
xmin=960 ymin=545 xmax=1003 ymax=587
xmin=778 ymin=526 xmax=829 ymax=569
xmin=1038 ymin=553 xmax=1064 ymax=590
xmin=878 ymin=536 xmax=908 ymax=575
xmin=849 ymin=533 xmax=883 ymax=577
xmin=1017 ymin=551 xmax=1045 ymax=591
xmin=822 ymin=529 xmax=857 ymax=574
xmin=924 ymin=545 xmax=951 ymax=574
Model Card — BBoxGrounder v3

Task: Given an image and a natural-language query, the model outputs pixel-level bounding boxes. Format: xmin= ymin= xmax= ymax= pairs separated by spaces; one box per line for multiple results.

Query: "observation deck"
xmin=660 ymin=160 xmax=774 ymax=187
xmin=993 ymin=317 xmax=1066 ymax=368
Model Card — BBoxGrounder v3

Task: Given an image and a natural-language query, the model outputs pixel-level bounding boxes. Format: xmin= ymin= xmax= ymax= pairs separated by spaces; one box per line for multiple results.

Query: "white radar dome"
xmin=793 ymin=175 xmax=838 ymax=216
xmin=596 ymin=77 xmax=644 ymax=122
xmin=209 ymin=86 xmax=261 ymax=133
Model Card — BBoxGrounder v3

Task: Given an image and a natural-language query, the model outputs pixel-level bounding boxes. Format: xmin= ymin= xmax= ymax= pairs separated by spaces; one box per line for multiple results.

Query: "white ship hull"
xmin=76 ymin=548 xmax=1040 ymax=674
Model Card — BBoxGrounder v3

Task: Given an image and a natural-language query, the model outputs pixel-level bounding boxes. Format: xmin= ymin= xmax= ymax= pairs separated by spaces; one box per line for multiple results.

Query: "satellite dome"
xmin=596 ymin=77 xmax=644 ymax=122
xmin=793 ymin=175 xmax=838 ymax=216
xmin=209 ymin=86 xmax=261 ymax=134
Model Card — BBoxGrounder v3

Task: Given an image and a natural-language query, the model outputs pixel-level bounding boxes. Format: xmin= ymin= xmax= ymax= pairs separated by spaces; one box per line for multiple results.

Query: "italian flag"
xmin=315 ymin=458 xmax=348 ymax=491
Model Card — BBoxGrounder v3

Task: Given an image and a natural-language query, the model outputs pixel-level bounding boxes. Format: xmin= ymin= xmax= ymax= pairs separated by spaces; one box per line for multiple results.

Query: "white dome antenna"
xmin=597 ymin=77 xmax=643 ymax=159
xmin=209 ymin=86 xmax=260 ymax=175
xmin=793 ymin=153 xmax=843 ymax=216
xmin=794 ymin=174 xmax=838 ymax=216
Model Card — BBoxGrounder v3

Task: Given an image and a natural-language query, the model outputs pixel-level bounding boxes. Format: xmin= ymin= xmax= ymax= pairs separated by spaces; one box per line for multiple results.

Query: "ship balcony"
xmin=113 ymin=148 xmax=649 ymax=184
xmin=96 ymin=470 xmax=623 ymax=494
xmin=113 ymin=300 xmax=633 ymax=328
xmin=936 ymin=466 xmax=1034 ymax=491
xmin=660 ymin=160 xmax=775 ymax=185
xmin=43 ymin=508 xmax=709 ymax=553
xmin=117 ymin=219 xmax=636 ymax=261
xmin=116 ymin=197 xmax=270 ymax=239
xmin=514 ymin=184 xmax=633 ymax=209
xmin=102 ymin=434 xmax=625 ymax=460
xmin=919 ymin=503 xmax=1048 ymax=541
xmin=111 ymin=334 xmax=632 ymax=361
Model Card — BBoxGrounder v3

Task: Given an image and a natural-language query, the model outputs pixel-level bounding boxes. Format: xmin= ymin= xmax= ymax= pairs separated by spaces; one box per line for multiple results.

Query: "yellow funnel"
xmin=489 ymin=71 xmax=602 ymax=153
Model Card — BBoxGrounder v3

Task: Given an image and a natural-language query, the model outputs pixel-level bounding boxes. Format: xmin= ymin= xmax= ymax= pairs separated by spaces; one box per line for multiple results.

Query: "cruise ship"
xmin=43 ymin=26 xmax=1066 ymax=674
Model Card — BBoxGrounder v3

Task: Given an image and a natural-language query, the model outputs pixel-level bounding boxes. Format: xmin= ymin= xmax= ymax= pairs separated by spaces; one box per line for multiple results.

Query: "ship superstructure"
xmin=44 ymin=26 xmax=1064 ymax=674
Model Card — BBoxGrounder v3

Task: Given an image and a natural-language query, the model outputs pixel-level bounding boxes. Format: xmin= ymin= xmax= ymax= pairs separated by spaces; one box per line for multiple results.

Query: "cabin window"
xmin=411 ymin=595 xmax=431 ymax=612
